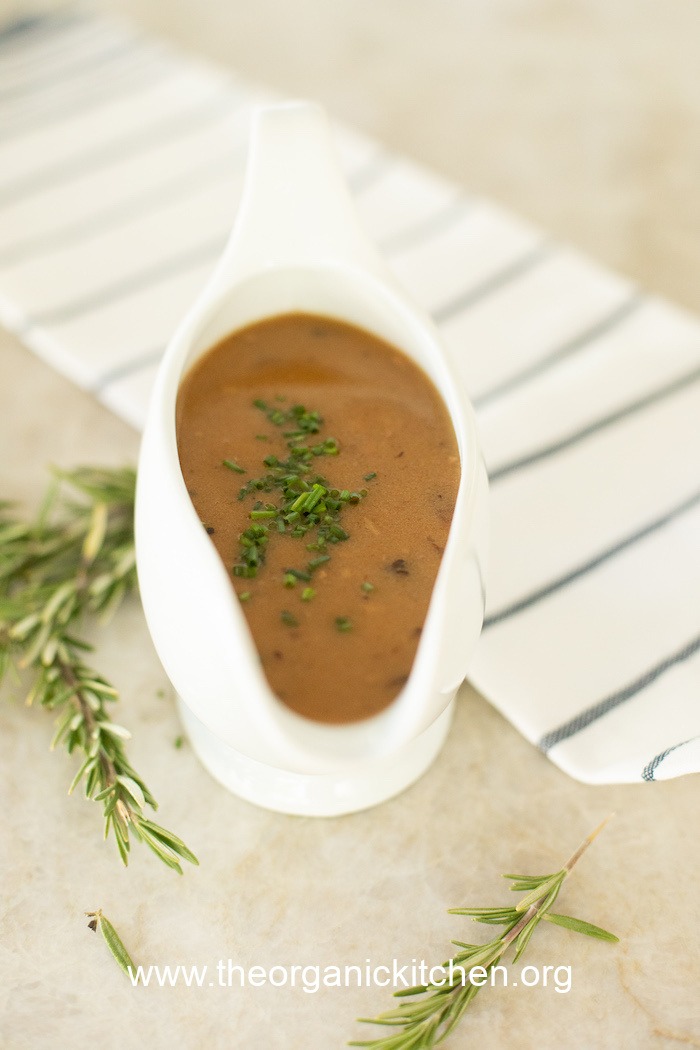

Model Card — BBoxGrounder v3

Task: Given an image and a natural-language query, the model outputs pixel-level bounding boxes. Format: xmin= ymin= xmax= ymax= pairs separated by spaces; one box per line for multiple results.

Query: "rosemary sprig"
xmin=351 ymin=818 xmax=617 ymax=1048
xmin=0 ymin=466 xmax=197 ymax=874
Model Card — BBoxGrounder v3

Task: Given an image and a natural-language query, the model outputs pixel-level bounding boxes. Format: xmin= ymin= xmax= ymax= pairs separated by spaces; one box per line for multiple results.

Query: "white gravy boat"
xmin=135 ymin=101 xmax=488 ymax=816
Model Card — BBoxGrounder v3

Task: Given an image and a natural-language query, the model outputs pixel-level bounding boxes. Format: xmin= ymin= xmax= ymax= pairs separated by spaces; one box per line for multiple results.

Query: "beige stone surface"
xmin=1 ymin=3 xmax=699 ymax=1049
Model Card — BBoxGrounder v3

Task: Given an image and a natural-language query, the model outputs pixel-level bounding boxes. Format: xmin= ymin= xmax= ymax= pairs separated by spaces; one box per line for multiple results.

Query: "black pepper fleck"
xmin=389 ymin=558 xmax=410 ymax=576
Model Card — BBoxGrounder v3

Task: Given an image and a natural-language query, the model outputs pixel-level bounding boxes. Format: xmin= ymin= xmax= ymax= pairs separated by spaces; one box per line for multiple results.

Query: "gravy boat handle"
xmin=205 ymin=100 xmax=389 ymax=295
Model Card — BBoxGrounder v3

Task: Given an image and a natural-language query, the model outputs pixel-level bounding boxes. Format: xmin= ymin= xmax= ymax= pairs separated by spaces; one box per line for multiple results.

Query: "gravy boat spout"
xmin=135 ymin=101 xmax=488 ymax=816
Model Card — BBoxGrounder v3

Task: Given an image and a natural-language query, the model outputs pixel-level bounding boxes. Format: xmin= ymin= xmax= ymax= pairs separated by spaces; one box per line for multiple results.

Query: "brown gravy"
xmin=176 ymin=312 xmax=459 ymax=724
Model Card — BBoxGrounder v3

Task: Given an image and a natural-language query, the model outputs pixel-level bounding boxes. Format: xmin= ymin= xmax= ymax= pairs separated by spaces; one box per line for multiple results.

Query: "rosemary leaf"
xmin=543 ymin=912 xmax=619 ymax=942
xmin=87 ymin=910 xmax=136 ymax=979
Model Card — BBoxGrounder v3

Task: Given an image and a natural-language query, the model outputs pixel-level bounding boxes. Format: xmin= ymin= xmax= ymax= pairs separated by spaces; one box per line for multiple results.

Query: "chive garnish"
xmin=232 ymin=565 xmax=257 ymax=578
xmin=363 ymin=471 xmax=377 ymax=481
xmin=290 ymin=491 xmax=309 ymax=512
xmin=286 ymin=568 xmax=312 ymax=581
xmin=335 ymin=616 xmax=352 ymax=632
xmin=361 ymin=582 xmax=374 ymax=593
xmin=308 ymin=555 xmax=331 ymax=571
xmin=301 ymin=587 xmax=316 ymax=601
xmin=238 ymin=591 xmax=251 ymax=602
xmin=229 ymin=400 xmax=369 ymax=600
xmin=223 ymin=459 xmax=246 ymax=474
xmin=281 ymin=610 xmax=298 ymax=627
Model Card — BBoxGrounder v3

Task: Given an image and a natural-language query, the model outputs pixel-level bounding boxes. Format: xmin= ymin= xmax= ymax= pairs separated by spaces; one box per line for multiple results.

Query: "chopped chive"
xmin=308 ymin=555 xmax=331 ymax=571
xmin=290 ymin=492 xmax=309 ymax=512
xmin=232 ymin=565 xmax=257 ymax=578
xmin=301 ymin=587 xmax=316 ymax=601
xmin=223 ymin=459 xmax=246 ymax=474
xmin=335 ymin=616 xmax=352 ymax=632
xmin=303 ymin=483 xmax=327 ymax=511
xmin=283 ymin=573 xmax=297 ymax=588
xmin=281 ymin=610 xmax=298 ymax=627
xmin=363 ymin=471 xmax=377 ymax=481
xmin=361 ymin=582 xmax=374 ymax=593
xmin=253 ymin=398 xmax=267 ymax=410
xmin=256 ymin=434 xmax=269 ymax=441
xmin=250 ymin=509 xmax=277 ymax=520
xmin=238 ymin=591 xmax=252 ymax=602
xmin=286 ymin=568 xmax=312 ymax=581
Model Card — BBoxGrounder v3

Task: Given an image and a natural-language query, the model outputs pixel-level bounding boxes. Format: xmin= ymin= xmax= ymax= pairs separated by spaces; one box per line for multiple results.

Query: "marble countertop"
xmin=2 ymin=3 xmax=699 ymax=1049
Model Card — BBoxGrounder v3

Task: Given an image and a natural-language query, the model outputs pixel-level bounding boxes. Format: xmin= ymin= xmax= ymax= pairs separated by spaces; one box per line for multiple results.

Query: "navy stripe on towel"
xmin=641 ymin=736 xmax=698 ymax=781
xmin=539 ymin=634 xmax=700 ymax=752
xmin=488 ymin=362 xmax=700 ymax=483
xmin=474 ymin=293 xmax=644 ymax=408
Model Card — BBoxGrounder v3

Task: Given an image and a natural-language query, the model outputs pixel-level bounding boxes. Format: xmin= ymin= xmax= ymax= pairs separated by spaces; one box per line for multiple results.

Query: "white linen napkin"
xmin=2 ymin=8 xmax=698 ymax=784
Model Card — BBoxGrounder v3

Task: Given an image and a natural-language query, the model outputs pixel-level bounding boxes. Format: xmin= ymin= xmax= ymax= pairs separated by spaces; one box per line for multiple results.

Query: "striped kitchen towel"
xmin=1 ymin=7 xmax=698 ymax=785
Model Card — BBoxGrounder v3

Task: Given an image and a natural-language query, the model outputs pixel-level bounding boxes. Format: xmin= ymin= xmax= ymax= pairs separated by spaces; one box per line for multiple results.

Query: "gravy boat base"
xmin=177 ymin=695 xmax=454 ymax=817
